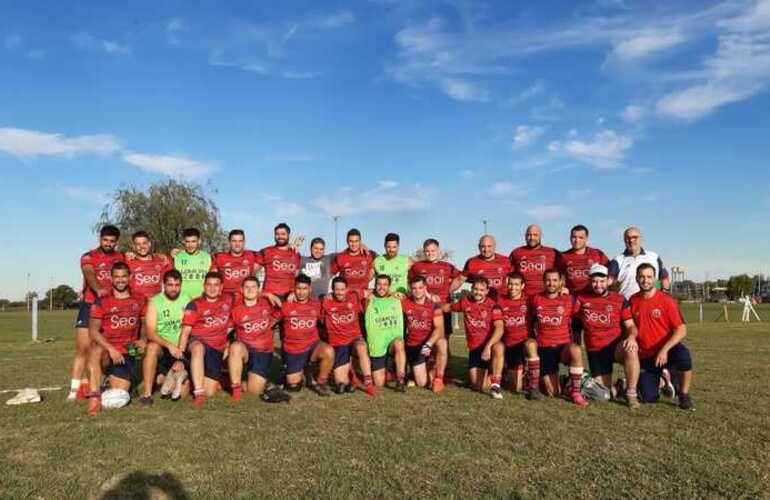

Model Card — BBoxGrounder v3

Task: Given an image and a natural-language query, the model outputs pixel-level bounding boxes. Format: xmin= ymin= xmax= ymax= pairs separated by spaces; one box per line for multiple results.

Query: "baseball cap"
xmin=589 ymin=264 xmax=609 ymax=277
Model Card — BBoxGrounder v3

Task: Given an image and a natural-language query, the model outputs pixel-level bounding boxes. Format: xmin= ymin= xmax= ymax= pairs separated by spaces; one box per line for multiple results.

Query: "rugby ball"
xmin=101 ymin=389 xmax=131 ymax=409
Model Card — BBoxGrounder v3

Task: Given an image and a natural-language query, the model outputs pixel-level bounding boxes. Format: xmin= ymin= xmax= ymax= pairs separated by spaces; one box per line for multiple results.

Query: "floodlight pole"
xmin=31 ymin=296 xmax=39 ymax=342
xmin=482 ymin=219 xmax=488 ymax=235
xmin=26 ymin=273 xmax=31 ymax=312
xmin=49 ymin=276 xmax=54 ymax=311
xmin=333 ymin=216 xmax=339 ymax=253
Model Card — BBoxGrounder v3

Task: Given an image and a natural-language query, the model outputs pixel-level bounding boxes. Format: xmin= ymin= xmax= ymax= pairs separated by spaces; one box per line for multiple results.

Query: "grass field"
xmin=1 ymin=307 xmax=769 ymax=499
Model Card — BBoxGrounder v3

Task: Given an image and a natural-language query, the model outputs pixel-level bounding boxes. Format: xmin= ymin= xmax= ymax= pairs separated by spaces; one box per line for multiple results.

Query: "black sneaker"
xmin=344 ymin=384 xmax=355 ymax=394
xmin=333 ymin=383 xmax=346 ymax=395
xmin=678 ymin=394 xmax=695 ymax=411
xmin=138 ymin=396 xmax=153 ymax=406
xmin=396 ymin=381 xmax=407 ymax=393
xmin=526 ymin=389 xmax=544 ymax=401
xmin=315 ymin=383 xmax=331 ymax=397
xmin=286 ymin=383 xmax=303 ymax=393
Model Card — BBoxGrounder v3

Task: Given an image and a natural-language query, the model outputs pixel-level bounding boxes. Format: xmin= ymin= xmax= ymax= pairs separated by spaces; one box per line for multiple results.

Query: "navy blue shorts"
xmin=75 ymin=302 xmax=91 ymax=328
xmin=406 ymin=345 xmax=428 ymax=366
xmin=640 ymin=343 xmax=693 ymax=373
xmin=468 ymin=346 xmax=489 ymax=370
xmin=188 ymin=343 xmax=224 ymax=380
xmin=370 ymin=355 xmax=390 ymax=371
xmin=283 ymin=342 xmax=319 ymax=375
xmin=505 ymin=342 xmax=526 ymax=368
xmin=247 ymin=349 xmax=273 ymax=378
xmin=443 ymin=312 xmax=453 ymax=338
xmin=587 ymin=338 xmax=621 ymax=377
xmin=157 ymin=348 xmax=183 ymax=374
xmin=333 ymin=338 xmax=364 ymax=369
xmin=538 ymin=343 xmax=570 ymax=375
xmin=106 ymin=354 xmax=136 ymax=382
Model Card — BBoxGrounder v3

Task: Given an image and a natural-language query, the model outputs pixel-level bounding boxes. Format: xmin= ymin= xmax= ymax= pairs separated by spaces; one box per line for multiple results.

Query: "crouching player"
xmin=402 ymin=276 xmax=447 ymax=392
xmin=364 ymin=275 xmax=407 ymax=391
xmin=322 ymin=277 xmax=377 ymax=396
xmin=443 ymin=277 xmax=505 ymax=399
xmin=228 ymin=276 xmax=280 ymax=401
xmin=140 ymin=270 xmax=191 ymax=405
xmin=86 ymin=262 xmax=146 ymax=416
xmin=573 ymin=264 xmax=640 ymax=409
xmin=529 ymin=269 xmax=588 ymax=406
xmin=631 ymin=263 xmax=694 ymax=410
xmin=278 ymin=274 xmax=334 ymax=396
xmin=496 ymin=273 xmax=538 ymax=393
xmin=179 ymin=272 xmax=233 ymax=407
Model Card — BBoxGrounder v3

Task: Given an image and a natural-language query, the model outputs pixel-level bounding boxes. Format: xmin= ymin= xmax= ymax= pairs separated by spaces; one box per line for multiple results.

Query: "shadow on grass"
xmin=99 ymin=470 xmax=189 ymax=500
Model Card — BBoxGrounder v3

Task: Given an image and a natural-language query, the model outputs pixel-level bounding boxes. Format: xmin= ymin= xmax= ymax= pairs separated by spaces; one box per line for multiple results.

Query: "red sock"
xmin=363 ymin=375 xmax=373 ymax=386
xmin=490 ymin=374 xmax=502 ymax=387
xmin=569 ymin=368 xmax=582 ymax=395
xmin=433 ymin=374 xmax=443 ymax=382
xmin=231 ymin=384 xmax=242 ymax=400
xmin=528 ymin=359 xmax=540 ymax=391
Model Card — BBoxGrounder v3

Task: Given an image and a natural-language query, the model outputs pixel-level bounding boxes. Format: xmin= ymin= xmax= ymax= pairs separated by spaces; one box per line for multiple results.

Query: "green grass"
xmin=1 ymin=309 xmax=769 ymax=499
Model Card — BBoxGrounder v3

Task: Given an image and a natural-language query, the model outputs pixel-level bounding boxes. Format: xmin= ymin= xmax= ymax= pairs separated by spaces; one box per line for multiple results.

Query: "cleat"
xmin=138 ymin=396 xmax=153 ymax=407
xmin=526 ymin=389 xmax=544 ymax=401
xmin=333 ymin=383 xmax=346 ymax=395
xmin=661 ymin=369 xmax=676 ymax=399
xmin=193 ymin=395 xmax=205 ymax=408
xmin=432 ymin=379 xmax=445 ymax=393
xmin=87 ymin=397 xmax=101 ymax=417
xmin=286 ymin=383 xmax=303 ymax=393
xmin=160 ymin=369 xmax=176 ymax=397
xmin=231 ymin=386 xmax=242 ymax=402
xmin=490 ymin=385 xmax=503 ymax=400
xmin=66 ymin=391 xmax=78 ymax=403
xmin=315 ymin=383 xmax=331 ymax=397
xmin=76 ymin=382 xmax=90 ymax=402
xmin=171 ymin=370 xmax=187 ymax=401
xmin=678 ymin=394 xmax=695 ymax=411
xmin=571 ymin=392 xmax=589 ymax=407
xmin=627 ymin=394 xmax=641 ymax=410
xmin=396 ymin=381 xmax=407 ymax=393
xmin=349 ymin=369 xmax=362 ymax=388
xmin=344 ymin=384 xmax=355 ymax=394
xmin=365 ymin=384 xmax=378 ymax=397
xmin=407 ymin=380 xmax=416 ymax=388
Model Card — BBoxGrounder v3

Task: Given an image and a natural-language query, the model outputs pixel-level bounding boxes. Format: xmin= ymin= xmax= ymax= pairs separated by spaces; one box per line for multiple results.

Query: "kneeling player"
xmin=322 ymin=277 xmax=377 ymax=396
xmin=496 ymin=273 xmax=538 ymax=393
xmin=402 ymin=276 xmax=447 ymax=392
xmin=574 ymin=265 xmax=640 ymax=408
xmin=228 ymin=276 xmax=280 ymax=400
xmin=364 ymin=275 xmax=407 ymax=391
xmin=443 ymin=277 xmax=505 ymax=399
xmin=86 ymin=262 xmax=146 ymax=416
xmin=529 ymin=269 xmax=588 ymax=406
xmin=179 ymin=272 xmax=233 ymax=407
xmin=278 ymin=274 xmax=334 ymax=396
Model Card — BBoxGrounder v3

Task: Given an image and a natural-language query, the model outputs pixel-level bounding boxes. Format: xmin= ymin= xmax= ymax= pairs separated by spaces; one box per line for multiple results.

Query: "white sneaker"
xmin=490 ymin=385 xmax=503 ymax=400
xmin=172 ymin=369 xmax=188 ymax=400
xmin=160 ymin=369 xmax=176 ymax=397
xmin=7 ymin=388 xmax=41 ymax=405
xmin=66 ymin=390 xmax=78 ymax=402
xmin=661 ymin=369 xmax=676 ymax=399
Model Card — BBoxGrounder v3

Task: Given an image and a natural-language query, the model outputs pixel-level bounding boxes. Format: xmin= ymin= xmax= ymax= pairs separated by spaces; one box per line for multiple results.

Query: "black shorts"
xmin=587 ymin=338 xmax=621 ymax=377
xmin=640 ymin=343 xmax=693 ymax=373
xmin=406 ymin=345 xmax=428 ymax=366
xmin=283 ymin=342 xmax=320 ymax=375
xmin=370 ymin=354 xmax=392 ymax=371
xmin=188 ymin=343 xmax=224 ymax=380
xmin=538 ymin=343 xmax=570 ymax=375
xmin=247 ymin=349 xmax=273 ymax=378
xmin=443 ymin=312 xmax=453 ymax=338
xmin=106 ymin=354 xmax=136 ymax=382
xmin=504 ymin=342 xmax=526 ymax=368
xmin=75 ymin=302 xmax=91 ymax=328
xmin=333 ymin=338 xmax=364 ymax=369
xmin=468 ymin=346 xmax=489 ymax=370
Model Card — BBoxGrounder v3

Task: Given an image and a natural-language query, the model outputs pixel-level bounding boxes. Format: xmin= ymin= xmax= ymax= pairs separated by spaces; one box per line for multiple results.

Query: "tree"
xmin=727 ymin=274 xmax=754 ymax=300
xmin=96 ymin=179 xmax=227 ymax=254
xmin=44 ymin=285 xmax=79 ymax=309
xmin=0 ymin=299 xmax=9 ymax=311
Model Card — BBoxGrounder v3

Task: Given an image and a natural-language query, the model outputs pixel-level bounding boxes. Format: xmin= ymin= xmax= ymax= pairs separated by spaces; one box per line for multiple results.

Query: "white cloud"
xmin=621 ymin=104 xmax=645 ymax=122
xmin=282 ymin=70 xmax=321 ymax=79
xmin=312 ymin=180 xmax=430 ymax=216
xmin=315 ymin=10 xmax=355 ymax=29
xmin=525 ymin=204 xmax=572 ymax=220
xmin=0 ymin=128 xmax=120 ymax=158
xmin=167 ymin=18 xmax=185 ymax=45
xmin=440 ymin=78 xmax=489 ymax=102
xmin=59 ymin=185 xmax=110 ymax=205
xmin=567 ymin=189 xmax=592 ymax=201
xmin=460 ymin=169 xmax=474 ymax=179
xmin=72 ymin=33 xmax=131 ymax=55
xmin=512 ymin=125 xmax=545 ymax=149
xmin=610 ymin=29 xmax=685 ymax=62
xmin=509 ymin=79 xmax=546 ymax=105
xmin=531 ymin=96 xmax=566 ymax=121
xmin=122 ymin=152 xmax=216 ymax=178
xmin=262 ymin=194 xmax=306 ymax=217
xmin=550 ymin=129 xmax=633 ymax=168
xmin=488 ymin=182 xmax=526 ymax=196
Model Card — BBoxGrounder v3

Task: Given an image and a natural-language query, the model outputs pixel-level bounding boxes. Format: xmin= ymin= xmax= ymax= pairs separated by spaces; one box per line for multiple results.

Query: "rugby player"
xmin=609 ymin=226 xmax=670 ymax=299
xmin=630 ymin=263 xmax=694 ymax=410
xmin=510 ymin=224 xmax=560 ymax=297
xmin=173 ymin=227 xmax=212 ymax=299
xmin=330 ymin=228 xmax=376 ymax=300
xmin=573 ymin=264 xmax=640 ymax=409
xmin=450 ymin=235 xmax=511 ymax=299
xmin=496 ymin=272 xmax=538 ymax=393
xmin=259 ymin=223 xmax=302 ymax=300
xmin=228 ymin=276 xmax=280 ymax=400
xmin=179 ymin=272 xmax=232 ymax=407
xmin=364 ymin=275 xmax=407 ymax=391
xmin=69 ymin=224 xmax=125 ymax=402
xmin=278 ymin=274 xmax=334 ymax=396
xmin=86 ymin=262 xmax=146 ymax=416
xmin=529 ymin=269 xmax=588 ymax=406
xmin=211 ymin=229 xmax=259 ymax=303
xmin=402 ymin=276 xmax=447 ymax=392
xmin=373 ymin=233 xmax=413 ymax=294
xmin=126 ymin=231 xmax=173 ymax=300
xmin=140 ymin=269 xmax=191 ymax=405
xmin=558 ymin=225 xmax=609 ymax=294
xmin=443 ymin=277 xmax=506 ymax=399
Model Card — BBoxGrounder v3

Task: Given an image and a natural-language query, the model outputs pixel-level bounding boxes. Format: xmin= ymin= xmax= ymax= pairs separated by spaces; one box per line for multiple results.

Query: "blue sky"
xmin=2 ymin=0 xmax=769 ymax=299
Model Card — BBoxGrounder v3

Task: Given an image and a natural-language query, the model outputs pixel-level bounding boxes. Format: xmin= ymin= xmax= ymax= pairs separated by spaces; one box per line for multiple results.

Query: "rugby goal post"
xmin=740 ymin=296 xmax=761 ymax=323
xmin=31 ymin=297 xmax=39 ymax=342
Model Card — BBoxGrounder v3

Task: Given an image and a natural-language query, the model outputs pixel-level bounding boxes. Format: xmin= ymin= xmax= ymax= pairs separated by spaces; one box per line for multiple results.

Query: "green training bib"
xmin=173 ymin=251 xmax=211 ymax=298
xmin=373 ymin=255 xmax=409 ymax=294
xmin=151 ymin=292 xmax=190 ymax=346
xmin=365 ymin=295 xmax=404 ymax=358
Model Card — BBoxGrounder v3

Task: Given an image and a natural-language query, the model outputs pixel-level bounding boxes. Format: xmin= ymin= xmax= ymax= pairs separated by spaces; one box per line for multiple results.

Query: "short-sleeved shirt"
xmin=373 ymin=254 xmax=410 ymax=294
xmin=451 ymin=296 xmax=502 ymax=350
xmin=174 ymin=250 xmax=212 ymax=299
xmin=128 ymin=254 xmax=173 ymax=299
xmin=574 ymin=291 xmax=631 ymax=352
xmin=630 ymin=290 xmax=684 ymax=359
xmin=558 ymin=247 xmax=610 ymax=293
xmin=402 ymin=297 xmax=442 ymax=347
xmin=461 ymin=254 xmax=512 ymax=298
xmin=182 ymin=295 xmax=233 ymax=352
xmin=322 ymin=293 xmax=363 ymax=346
xmin=211 ymin=251 xmax=259 ymax=295
xmin=230 ymin=298 xmax=278 ymax=353
xmin=408 ymin=260 xmax=461 ymax=302
xmin=609 ymin=249 xmax=668 ymax=299
xmin=530 ymin=293 xmax=576 ymax=347
xmin=90 ymin=293 xmax=146 ymax=353
xmin=496 ymin=295 xmax=530 ymax=347
xmin=301 ymin=254 xmax=335 ymax=299
xmin=331 ymin=250 xmax=375 ymax=297
xmin=278 ymin=299 xmax=322 ymax=354
xmin=259 ymin=246 xmax=301 ymax=297
xmin=509 ymin=245 xmax=560 ymax=297
xmin=80 ymin=248 xmax=126 ymax=304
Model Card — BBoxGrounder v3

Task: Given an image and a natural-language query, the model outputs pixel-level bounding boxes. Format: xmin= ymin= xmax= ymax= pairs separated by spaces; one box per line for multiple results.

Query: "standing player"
xmin=69 ymin=224 xmax=125 ymax=402
xmin=300 ymin=237 xmax=336 ymax=300
xmin=259 ymin=223 xmax=302 ymax=300
xmin=573 ymin=264 xmax=640 ymax=409
xmin=179 ymin=272 xmax=232 ymax=407
xmin=373 ymin=233 xmax=413 ymax=294
xmin=86 ymin=262 xmax=146 ymax=416
xmin=609 ymin=226 xmax=670 ymax=299
xmin=630 ymin=263 xmax=694 ymax=410
xmin=496 ymin=273 xmax=538 ymax=393
xmin=173 ymin=228 xmax=212 ymax=299
xmin=510 ymin=224 xmax=560 ymax=298
xmin=211 ymin=229 xmax=259 ymax=303
xmin=330 ymin=228 xmax=376 ymax=300
xmin=228 ymin=276 xmax=280 ymax=400
xmin=443 ymin=277 xmax=506 ymax=399
xmin=364 ymin=275 xmax=407 ymax=391
xmin=277 ymin=274 xmax=334 ymax=396
xmin=140 ymin=269 xmax=191 ymax=405
xmin=528 ymin=269 xmax=588 ymax=406
xmin=558 ymin=225 xmax=609 ymax=294
xmin=126 ymin=231 xmax=173 ymax=300
xmin=322 ymin=277 xmax=377 ymax=396
xmin=402 ymin=276 xmax=447 ymax=392
xmin=450 ymin=235 xmax=511 ymax=299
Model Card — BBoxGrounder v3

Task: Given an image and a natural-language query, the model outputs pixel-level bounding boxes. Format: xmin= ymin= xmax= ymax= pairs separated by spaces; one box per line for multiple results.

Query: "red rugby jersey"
xmin=559 ymin=247 xmax=610 ymax=293
xmin=80 ymin=248 xmax=126 ymax=304
xmin=212 ymin=251 xmax=259 ymax=294
xmin=230 ymin=298 xmax=278 ymax=352
xmin=509 ymin=246 xmax=560 ymax=297
xmin=496 ymin=294 xmax=530 ymax=347
xmin=182 ymin=295 xmax=233 ymax=352
xmin=90 ymin=293 xmax=146 ymax=353
xmin=574 ymin=291 xmax=631 ymax=352
xmin=461 ymin=254 xmax=512 ymax=298
xmin=278 ymin=299 xmax=322 ymax=354
xmin=630 ymin=290 xmax=684 ymax=359
xmin=322 ymin=293 xmax=363 ymax=346
xmin=402 ymin=297 xmax=442 ymax=347
xmin=259 ymin=246 xmax=301 ymax=297
xmin=408 ymin=260 xmax=461 ymax=302
xmin=530 ymin=293 xmax=576 ymax=347
xmin=330 ymin=250 xmax=375 ymax=296
xmin=127 ymin=254 xmax=173 ymax=299
xmin=450 ymin=296 xmax=502 ymax=350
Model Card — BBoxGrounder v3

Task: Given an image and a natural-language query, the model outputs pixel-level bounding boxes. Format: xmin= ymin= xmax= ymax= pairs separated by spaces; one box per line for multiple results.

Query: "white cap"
xmin=589 ymin=264 xmax=609 ymax=277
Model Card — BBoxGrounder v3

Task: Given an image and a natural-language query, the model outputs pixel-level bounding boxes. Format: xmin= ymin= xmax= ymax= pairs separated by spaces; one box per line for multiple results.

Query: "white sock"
xmin=70 ymin=379 xmax=80 ymax=391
